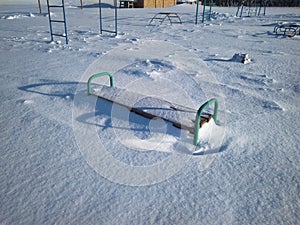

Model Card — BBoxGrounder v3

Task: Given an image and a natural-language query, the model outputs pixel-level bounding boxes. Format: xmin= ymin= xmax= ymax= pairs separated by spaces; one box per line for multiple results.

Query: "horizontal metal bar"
xmin=101 ymin=29 xmax=117 ymax=34
xmin=51 ymin=33 xmax=66 ymax=37
xmin=48 ymin=5 xmax=63 ymax=8
xmin=50 ymin=20 xmax=65 ymax=23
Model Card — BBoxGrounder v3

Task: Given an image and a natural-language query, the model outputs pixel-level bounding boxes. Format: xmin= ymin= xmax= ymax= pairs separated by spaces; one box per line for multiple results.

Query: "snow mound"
xmin=1 ymin=12 xmax=36 ymax=20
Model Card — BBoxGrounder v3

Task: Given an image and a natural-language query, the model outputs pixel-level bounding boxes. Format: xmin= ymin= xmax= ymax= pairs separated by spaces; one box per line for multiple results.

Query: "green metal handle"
xmin=193 ymin=98 xmax=218 ymax=146
xmin=87 ymin=72 xmax=114 ymax=95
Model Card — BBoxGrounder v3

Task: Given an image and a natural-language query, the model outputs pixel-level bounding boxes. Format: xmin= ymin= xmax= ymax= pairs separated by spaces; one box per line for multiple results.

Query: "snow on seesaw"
xmin=0 ymin=1 xmax=299 ymax=224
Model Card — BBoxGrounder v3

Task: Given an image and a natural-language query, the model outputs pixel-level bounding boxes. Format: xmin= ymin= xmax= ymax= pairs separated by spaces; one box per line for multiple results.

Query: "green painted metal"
xmin=193 ymin=98 xmax=218 ymax=146
xmin=202 ymin=0 xmax=213 ymax=23
xmin=87 ymin=73 xmax=218 ymax=147
xmin=87 ymin=72 xmax=114 ymax=95
xmin=195 ymin=0 xmax=213 ymax=24
xmin=201 ymin=0 xmax=206 ymax=23
xmin=195 ymin=0 xmax=199 ymax=24
xmin=207 ymin=0 xmax=212 ymax=21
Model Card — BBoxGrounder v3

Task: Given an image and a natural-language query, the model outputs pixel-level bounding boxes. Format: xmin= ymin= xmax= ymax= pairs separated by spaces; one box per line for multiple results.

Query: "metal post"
xmin=38 ymin=0 xmax=42 ymax=13
xmin=263 ymin=0 xmax=267 ymax=16
xmin=254 ymin=0 xmax=257 ymax=16
xmin=46 ymin=0 xmax=54 ymax=42
xmin=114 ymin=0 xmax=118 ymax=35
xmin=202 ymin=0 xmax=206 ymax=23
xmin=208 ymin=0 xmax=212 ymax=21
xmin=247 ymin=0 xmax=250 ymax=16
xmin=99 ymin=0 xmax=117 ymax=36
xmin=99 ymin=0 xmax=102 ymax=34
xmin=62 ymin=0 xmax=68 ymax=44
xmin=195 ymin=0 xmax=200 ymax=24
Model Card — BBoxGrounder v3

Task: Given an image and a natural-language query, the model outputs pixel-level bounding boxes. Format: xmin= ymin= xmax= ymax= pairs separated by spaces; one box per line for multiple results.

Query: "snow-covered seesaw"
xmin=87 ymin=72 xmax=219 ymax=146
xmin=274 ymin=22 xmax=300 ymax=37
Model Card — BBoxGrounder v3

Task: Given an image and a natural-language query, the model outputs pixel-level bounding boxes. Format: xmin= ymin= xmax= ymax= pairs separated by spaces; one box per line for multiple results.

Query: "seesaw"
xmin=87 ymin=72 xmax=219 ymax=146
xmin=274 ymin=22 xmax=300 ymax=37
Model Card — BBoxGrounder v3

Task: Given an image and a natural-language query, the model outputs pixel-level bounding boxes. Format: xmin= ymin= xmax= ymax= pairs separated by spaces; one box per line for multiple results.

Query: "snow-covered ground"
xmin=1 ymin=1 xmax=299 ymax=224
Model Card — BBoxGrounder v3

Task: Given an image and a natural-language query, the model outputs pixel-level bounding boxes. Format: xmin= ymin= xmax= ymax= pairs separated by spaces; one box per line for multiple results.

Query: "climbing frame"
xmin=46 ymin=0 xmax=68 ymax=44
xmin=195 ymin=0 xmax=213 ymax=24
xmin=236 ymin=0 xmax=269 ymax=17
xmin=99 ymin=0 xmax=118 ymax=35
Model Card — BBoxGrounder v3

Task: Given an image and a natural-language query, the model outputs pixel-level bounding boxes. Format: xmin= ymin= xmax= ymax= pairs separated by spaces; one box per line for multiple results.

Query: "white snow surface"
xmin=1 ymin=1 xmax=300 ymax=224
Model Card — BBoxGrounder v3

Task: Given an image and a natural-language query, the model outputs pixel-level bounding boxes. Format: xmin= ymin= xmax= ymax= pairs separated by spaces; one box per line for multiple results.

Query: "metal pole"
xmin=247 ymin=0 xmax=250 ymax=16
xmin=38 ymin=0 xmax=42 ymax=13
xmin=208 ymin=0 xmax=212 ymax=21
xmin=195 ymin=0 xmax=200 ymax=24
xmin=255 ymin=0 xmax=258 ymax=16
xmin=46 ymin=0 xmax=53 ymax=42
xmin=115 ymin=0 xmax=118 ymax=35
xmin=263 ymin=0 xmax=267 ymax=16
xmin=62 ymin=0 xmax=68 ymax=44
xmin=202 ymin=0 xmax=206 ymax=23
xmin=236 ymin=0 xmax=241 ymax=17
xmin=99 ymin=0 xmax=102 ymax=34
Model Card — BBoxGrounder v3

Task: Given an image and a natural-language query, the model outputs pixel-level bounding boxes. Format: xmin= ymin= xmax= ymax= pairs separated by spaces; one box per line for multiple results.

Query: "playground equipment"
xmin=148 ymin=13 xmax=182 ymax=25
xmin=46 ymin=0 xmax=69 ymax=44
xmin=46 ymin=0 xmax=118 ymax=44
xmin=236 ymin=0 xmax=269 ymax=17
xmin=38 ymin=0 xmax=42 ymax=13
xmin=40 ymin=0 xmax=83 ymax=13
xmin=99 ymin=0 xmax=118 ymax=35
xmin=274 ymin=23 xmax=300 ymax=37
xmin=195 ymin=0 xmax=213 ymax=24
xmin=87 ymin=72 xmax=219 ymax=146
